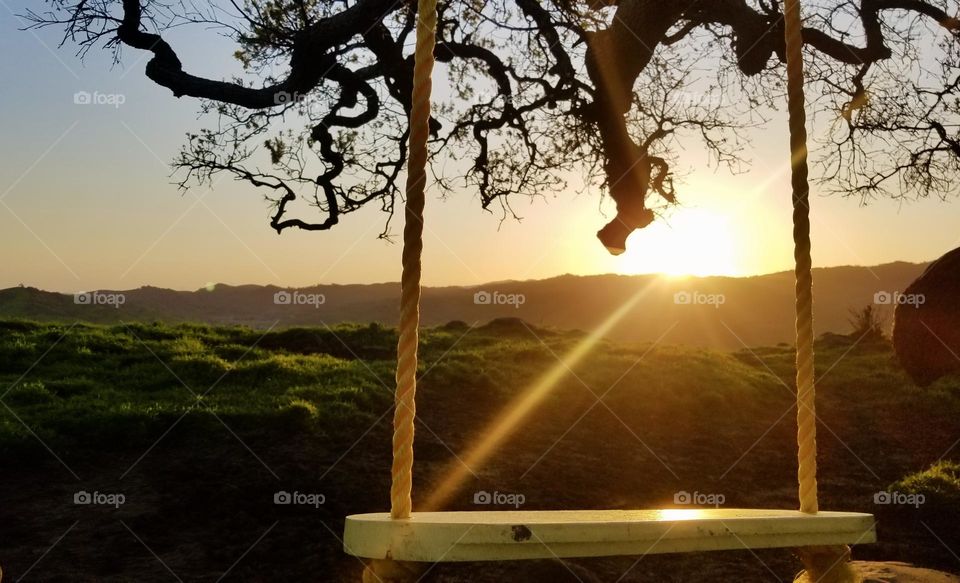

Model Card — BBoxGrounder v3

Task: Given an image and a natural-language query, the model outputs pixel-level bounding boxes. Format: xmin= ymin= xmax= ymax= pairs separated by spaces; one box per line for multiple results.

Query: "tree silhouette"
xmin=27 ymin=0 xmax=960 ymax=251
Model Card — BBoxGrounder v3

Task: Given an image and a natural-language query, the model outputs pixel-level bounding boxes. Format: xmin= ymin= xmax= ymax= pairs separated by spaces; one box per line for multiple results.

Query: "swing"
xmin=343 ymin=1 xmax=876 ymax=581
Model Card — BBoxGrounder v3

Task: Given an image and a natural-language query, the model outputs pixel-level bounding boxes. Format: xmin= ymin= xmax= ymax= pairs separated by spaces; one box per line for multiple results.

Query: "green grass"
xmin=0 ymin=319 xmax=788 ymax=472
xmin=892 ymin=460 xmax=960 ymax=509
xmin=0 ymin=320 xmax=596 ymax=453
xmin=0 ymin=321 xmax=403 ymax=454
xmin=1 ymin=319 xmax=955 ymax=459
xmin=2 ymin=318 xmax=959 ymax=581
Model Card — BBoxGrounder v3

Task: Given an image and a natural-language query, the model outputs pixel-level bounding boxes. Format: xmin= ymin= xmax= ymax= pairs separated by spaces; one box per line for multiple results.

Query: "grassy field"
xmin=0 ymin=319 xmax=958 ymax=582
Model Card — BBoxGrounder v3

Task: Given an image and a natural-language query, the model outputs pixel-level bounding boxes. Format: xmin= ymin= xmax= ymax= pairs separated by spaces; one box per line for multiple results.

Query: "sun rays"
xmin=423 ymin=280 xmax=667 ymax=511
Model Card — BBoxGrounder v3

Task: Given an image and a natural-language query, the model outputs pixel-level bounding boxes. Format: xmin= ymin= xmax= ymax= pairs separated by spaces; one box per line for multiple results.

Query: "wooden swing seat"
xmin=344 ymin=508 xmax=876 ymax=562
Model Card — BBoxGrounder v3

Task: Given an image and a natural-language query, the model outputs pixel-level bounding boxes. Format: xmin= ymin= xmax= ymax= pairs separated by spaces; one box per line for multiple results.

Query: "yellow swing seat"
xmin=344 ymin=509 xmax=876 ymax=562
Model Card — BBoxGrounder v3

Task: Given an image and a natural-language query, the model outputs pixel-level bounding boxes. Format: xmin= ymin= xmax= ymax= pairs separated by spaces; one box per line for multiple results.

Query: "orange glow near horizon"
xmin=422 ymin=279 xmax=666 ymax=511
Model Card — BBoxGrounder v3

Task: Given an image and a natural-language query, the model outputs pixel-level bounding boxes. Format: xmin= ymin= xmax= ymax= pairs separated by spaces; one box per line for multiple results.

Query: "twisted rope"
xmin=783 ymin=0 xmax=819 ymax=516
xmin=389 ymin=0 xmax=438 ymax=521
xmin=784 ymin=7 xmax=858 ymax=580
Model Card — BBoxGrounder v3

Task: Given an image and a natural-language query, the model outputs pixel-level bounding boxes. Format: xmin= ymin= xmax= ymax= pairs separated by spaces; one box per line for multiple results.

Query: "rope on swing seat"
xmin=352 ymin=1 xmax=872 ymax=581
xmin=361 ymin=0 xmax=437 ymax=579
xmin=783 ymin=0 xmax=859 ymax=580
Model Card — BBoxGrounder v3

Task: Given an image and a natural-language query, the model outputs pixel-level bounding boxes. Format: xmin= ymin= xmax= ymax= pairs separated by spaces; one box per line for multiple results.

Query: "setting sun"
xmin=617 ymin=208 xmax=741 ymax=277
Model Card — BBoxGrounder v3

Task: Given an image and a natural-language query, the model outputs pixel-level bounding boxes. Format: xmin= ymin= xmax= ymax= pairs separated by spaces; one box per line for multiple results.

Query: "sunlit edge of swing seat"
xmin=343 ymin=508 xmax=876 ymax=562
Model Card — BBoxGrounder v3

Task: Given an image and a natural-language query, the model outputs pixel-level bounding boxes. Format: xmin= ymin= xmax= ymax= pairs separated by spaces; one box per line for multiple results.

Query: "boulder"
xmin=893 ymin=247 xmax=960 ymax=386
xmin=853 ymin=561 xmax=960 ymax=582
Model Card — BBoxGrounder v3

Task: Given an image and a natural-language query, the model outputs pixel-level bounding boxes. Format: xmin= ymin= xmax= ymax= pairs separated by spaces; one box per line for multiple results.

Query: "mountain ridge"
xmin=0 ymin=261 xmax=928 ymax=349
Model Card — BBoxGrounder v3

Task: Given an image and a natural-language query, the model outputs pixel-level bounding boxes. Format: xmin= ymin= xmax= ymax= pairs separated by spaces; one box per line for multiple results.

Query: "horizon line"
xmin=2 ymin=258 xmax=930 ymax=295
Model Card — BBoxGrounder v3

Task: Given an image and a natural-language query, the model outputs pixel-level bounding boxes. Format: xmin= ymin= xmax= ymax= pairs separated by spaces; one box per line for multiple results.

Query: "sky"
xmin=1 ymin=2 xmax=958 ymax=293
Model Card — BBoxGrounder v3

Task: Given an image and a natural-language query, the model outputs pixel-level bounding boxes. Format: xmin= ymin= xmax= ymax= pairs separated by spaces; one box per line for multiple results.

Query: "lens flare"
xmin=423 ymin=280 xmax=665 ymax=511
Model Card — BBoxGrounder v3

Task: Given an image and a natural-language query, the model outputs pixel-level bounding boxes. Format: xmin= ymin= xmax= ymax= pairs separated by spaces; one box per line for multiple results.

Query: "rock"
xmin=853 ymin=561 xmax=960 ymax=582
xmin=893 ymin=247 xmax=960 ymax=386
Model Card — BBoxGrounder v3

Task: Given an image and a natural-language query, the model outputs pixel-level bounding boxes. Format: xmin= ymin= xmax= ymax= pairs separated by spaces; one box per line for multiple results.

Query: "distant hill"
xmin=0 ymin=262 xmax=927 ymax=349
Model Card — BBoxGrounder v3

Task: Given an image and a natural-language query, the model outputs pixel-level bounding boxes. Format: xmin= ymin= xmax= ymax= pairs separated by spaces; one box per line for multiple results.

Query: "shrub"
xmin=892 ymin=460 xmax=960 ymax=507
xmin=848 ymin=304 xmax=887 ymax=341
xmin=888 ymin=460 xmax=960 ymax=535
